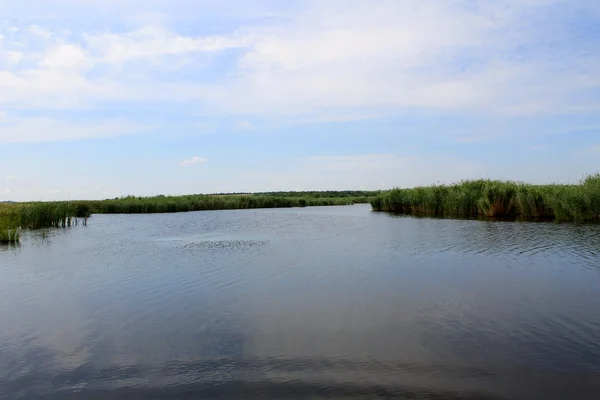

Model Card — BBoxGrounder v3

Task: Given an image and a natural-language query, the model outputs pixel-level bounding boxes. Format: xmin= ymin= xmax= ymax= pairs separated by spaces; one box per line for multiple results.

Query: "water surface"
xmin=1 ymin=205 xmax=600 ymax=399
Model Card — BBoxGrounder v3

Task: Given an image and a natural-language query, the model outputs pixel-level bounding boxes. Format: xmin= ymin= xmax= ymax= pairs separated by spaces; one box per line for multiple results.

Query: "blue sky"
xmin=0 ymin=0 xmax=599 ymax=200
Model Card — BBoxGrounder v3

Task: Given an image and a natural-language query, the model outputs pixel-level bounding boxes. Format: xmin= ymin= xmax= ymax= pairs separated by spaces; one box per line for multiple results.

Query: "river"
xmin=1 ymin=204 xmax=599 ymax=399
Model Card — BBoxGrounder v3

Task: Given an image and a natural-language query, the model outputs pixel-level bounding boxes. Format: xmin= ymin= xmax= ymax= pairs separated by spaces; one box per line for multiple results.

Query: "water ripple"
xmin=1 ymin=206 xmax=600 ymax=399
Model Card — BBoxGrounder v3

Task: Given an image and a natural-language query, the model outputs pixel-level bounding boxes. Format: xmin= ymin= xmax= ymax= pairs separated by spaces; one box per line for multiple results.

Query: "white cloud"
xmin=86 ymin=25 xmax=243 ymax=64
xmin=27 ymin=25 xmax=52 ymax=38
xmin=40 ymin=44 xmax=91 ymax=70
xmin=191 ymin=0 xmax=600 ymax=118
xmin=179 ymin=156 xmax=208 ymax=167
xmin=7 ymin=51 xmax=23 ymax=64
xmin=0 ymin=0 xmax=598 ymax=141
xmin=5 ymin=175 xmax=15 ymax=181
xmin=224 ymin=153 xmax=482 ymax=192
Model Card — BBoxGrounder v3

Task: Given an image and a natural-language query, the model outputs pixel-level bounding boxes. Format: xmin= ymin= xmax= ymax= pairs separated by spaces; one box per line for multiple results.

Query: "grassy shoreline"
xmin=4 ymin=175 xmax=599 ymax=242
xmin=0 ymin=191 xmax=378 ymax=239
xmin=371 ymin=173 xmax=600 ymax=222
xmin=86 ymin=192 xmax=377 ymax=214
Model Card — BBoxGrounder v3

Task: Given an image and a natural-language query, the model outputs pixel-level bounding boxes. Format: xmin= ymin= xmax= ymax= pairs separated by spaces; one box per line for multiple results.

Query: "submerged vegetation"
xmin=371 ymin=173 xmax=600 ymax=222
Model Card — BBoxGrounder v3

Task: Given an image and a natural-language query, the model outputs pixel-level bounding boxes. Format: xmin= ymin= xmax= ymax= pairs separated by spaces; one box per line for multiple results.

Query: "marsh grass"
xmin=13 ymin=202 xmax=89 ymax=230
xmin=78 ymin=193 xmax=376 ymax=214
xmin=0 ymin=192 xmax=375 ymax=236
xmin=371 ymin=173 xmax=600 ymax=222
xmin=0 ymin=207 xmax=21 ymax=243
xmin=0 ymin=223 xmax=20 ymax=244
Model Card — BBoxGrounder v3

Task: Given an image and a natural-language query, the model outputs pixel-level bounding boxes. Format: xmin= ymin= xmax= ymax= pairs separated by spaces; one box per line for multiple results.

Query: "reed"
xmin=0 ymin=227 xmax=20 ymax=243
xmin=0 ymin=220 xmax=20 ymax=243
xmin=0 ymin=207 xmax=21 ymax=243
xmin=82 ymin=193 xmax=373 ymax=214
xmin=371 ymin=173 xmax=600 ymax=222
xmin=0 ymin=192 xmax=375 ymax=234
xmin=18 ymin=202 xmax=89 ymax=229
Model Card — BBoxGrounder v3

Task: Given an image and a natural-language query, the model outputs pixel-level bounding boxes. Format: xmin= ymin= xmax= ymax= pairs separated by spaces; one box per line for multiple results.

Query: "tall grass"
xmin=0 ymin=228 xmax=20 ymax=243
xmin=371 ymin=173 xmax=600 ymax=222
xmin=0 ymin=201 xmax=91 ymax=242
xmin=0 ymin=206 xmax=21 ymax=243
xmin=0 ymin=193 xmax=373 ymax=236
xmin=17 ymin=202 xmax=90 ymax=229
xmin=0 ymin=221 xmax=20 ymax=243
xmin=81 ymin=194 xmax=371 ymax=214
xmin=254 ymin=190 xmax=381 ymax=199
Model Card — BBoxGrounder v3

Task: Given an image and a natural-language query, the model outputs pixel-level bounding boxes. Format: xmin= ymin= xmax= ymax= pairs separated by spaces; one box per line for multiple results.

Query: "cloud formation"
xmin=179 ymin=156 xmax=208 ymax=167
xmin=0 ymin=0 xmax=598 ymax=130
xmin=0 ymin=0 xmax=599 ymax=200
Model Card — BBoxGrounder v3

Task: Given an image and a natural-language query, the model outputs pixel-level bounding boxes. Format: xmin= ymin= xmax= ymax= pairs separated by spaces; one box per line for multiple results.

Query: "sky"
xmin=0 ymin=0 xmax=599 ymax=201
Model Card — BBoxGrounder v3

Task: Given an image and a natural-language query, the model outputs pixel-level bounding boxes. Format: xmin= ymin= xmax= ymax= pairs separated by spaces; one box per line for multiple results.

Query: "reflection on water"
xmin=1 ymin=205 xmax=600 ymax=399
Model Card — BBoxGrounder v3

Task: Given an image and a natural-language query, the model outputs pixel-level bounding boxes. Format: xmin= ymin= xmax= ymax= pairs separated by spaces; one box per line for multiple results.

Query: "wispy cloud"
xmin=227 ymin=153 xmax=482 ymax=192
xmin=0 ymin=0 xmax=598 ymax=128
xmin=179 ymin=156 xmax=208 ymax=167
xmin=235 ymin=121 xmax=253 ymax=130
xmin=0 ymin=1 xmax=599 ymax=200
xmin=86 ymin=26 xmax=243 ymax=65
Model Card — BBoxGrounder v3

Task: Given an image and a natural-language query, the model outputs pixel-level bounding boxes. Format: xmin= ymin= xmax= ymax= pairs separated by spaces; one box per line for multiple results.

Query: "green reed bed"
xmin=83 ymin=193 xmax=374 ymax=214
xmin=0 ymin=201 xmax=91 ymax=242
xmin=0 ymin=220 xmax=20 ymax=243
xmin=254 ymin=190 xmax=381 ymax=199
xmin=0 ymin=193 xmax=375 ymax=235
xmin=18 ymin=202 xmax=91 ymax=229
xmin=0 ymin=205 xmax=20 ymax=243
xmin=371 ymin=173 xmax=600 ymax=222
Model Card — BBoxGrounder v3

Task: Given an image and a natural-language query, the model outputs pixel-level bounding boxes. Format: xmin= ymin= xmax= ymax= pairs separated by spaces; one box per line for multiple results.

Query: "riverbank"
xmin=0 ymin=192 xmax=378 ymax=238
xmin=371 ymin=173 xmax=600 ymax=221
xmin=87 ymin=192 xmax=376 ymax=214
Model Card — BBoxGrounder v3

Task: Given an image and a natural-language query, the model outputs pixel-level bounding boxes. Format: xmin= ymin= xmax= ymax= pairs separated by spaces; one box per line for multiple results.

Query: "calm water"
xmin=1 ymin=205 xmax=600 ymax=399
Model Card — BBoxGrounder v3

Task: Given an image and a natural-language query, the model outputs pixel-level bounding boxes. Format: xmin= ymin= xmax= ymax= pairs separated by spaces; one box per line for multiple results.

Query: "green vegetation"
xmin=371 ymin=173 xmax=600 ymax=221
xmin=254 ymin=190 xmax=380 ymax=198
xmin=0 ymin=202 xmax=91 ymax=241
xmin=18 ymin=202 xmax=91 ymax=229
xmin=0 ymin=204 xmax=21 ymax=244
xmin=83 ymin=192 xmax=374 ymax=214
xmin=0 ymin=192 xmax=376 ymax=238
xmin=0 ymin=221 xmax=20 ymax=244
